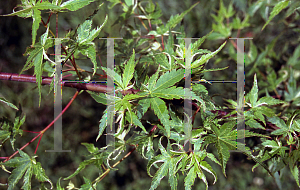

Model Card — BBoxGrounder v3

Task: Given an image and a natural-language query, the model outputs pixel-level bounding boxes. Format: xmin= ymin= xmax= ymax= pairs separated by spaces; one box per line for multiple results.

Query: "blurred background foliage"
xmin=0 ymin=0 xmax=300 ymax=189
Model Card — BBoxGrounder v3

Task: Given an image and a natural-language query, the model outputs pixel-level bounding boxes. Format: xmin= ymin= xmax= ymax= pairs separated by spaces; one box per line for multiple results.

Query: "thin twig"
xmin=4 ymin=90 xmax=79 ymax=162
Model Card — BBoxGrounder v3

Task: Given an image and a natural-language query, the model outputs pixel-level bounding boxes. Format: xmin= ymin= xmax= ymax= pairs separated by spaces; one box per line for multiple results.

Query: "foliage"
xmin=0 ymin=0 xmax=300 ymax=189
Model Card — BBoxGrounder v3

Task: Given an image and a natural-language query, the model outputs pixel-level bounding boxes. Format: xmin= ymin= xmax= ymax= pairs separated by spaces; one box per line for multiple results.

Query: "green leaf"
xmin=184 ymin=165 xmax=197 ymax=190
xmin=77 ymin=19 xmax=92 ymax=43
xmin=147 ymin=138 xmax=181 ymax=190
xmin=96 ymin=106 xmax=113 ymax=141
xmin=126 ymin=112 xmax=147 ymax=133
xmin=152 ymin=69 xmax=184 ymax=92
xmin=248 ymin=1 xmax=264 ymax=16
xmin=248 ymin=74 xmax=258 ymax=107
xmin=102 ymin=67 xmax=123 ymax=89
xmin=148 ymin=66 xmax=160 ymax=91
xmin=206 ymin=152 xmax=221 ymax=166
xmin=123 ymin=93 xmax=147 ymax=101
xmin=154 ymin=53 xmax=170 ymax=71
xmin=123 ymin=49 xmax=136 ymax=88
xmin=56 ymin=178 xmax=64 ymax=190
xmin=152 ymin=86 xmax=184 ymax=99
xmin=288 ymin=151 xmax=300 ymax=187
xmin=149 ymin=159 xmax=169 ymax=190
xmin=80 ymin=176 xmax=97 ymax=190
xmin=79 ymin=15 xmax=108 ymax=45
xmin=290 ymin=164 xmax=300 ymax=187
xmin=246 ymin=119 xmax=265 ymax=129
xmin=0 ymin=97 xmax=18 ymax=110
xmin=161 ymin=2 xmax=199 ymax=34
xmin=204 ymin=120 xmax=267 ymax=177
xmin=137 ymin=98 xmax=151 ymax=119
xmin=262 ymin=0 xmax=290 ymax=30
xmin=200 ymin=161 xmax=217 ymax=185
xmin=35 ymin=1 xmax=62 ymax=10
xmin=21 ymin=40 xmax=53 ymax=74
xmin=191 ymin=42 xmax=226 ymax=69
xmin=287 ymin=44 xmax=300 ymax=68
xmin=285 ymin=1 xmax=300 ymax=18
xmin=79 ymin=45 xmax=98 ymax=76
xmin=261 ymin=140 xmax=289 ymax=154
xmin=33 ymin=49 xmax=44 ymax=107
xmin=81 ymin=143 xmax=98 ymax=154
xmin=88 ymin=91 xmax=107 ymax=105
xmin=40 ymin=27 xmax=49 ymax=46
xmin=60 ymin=0 xmax=97 ymax=11
xmin=64 ymin=144 xmax=108 ymax=180
xmin=32 ymin=8 xmax=41 ymax=46
xmin=269 ymin=117 xmax=289 ymax=137
xmin=2 ymin=149 xmax=52 ymax=190
xmin=256 ymin=96 xmax=285 ymax=107
xmin=21 ymin=39 xmax=54 ymax=107
xmin=191 ymin=30 xmax=213 ymax=52
xmin=1 ymin=7 xmax=33 ymax=17
xmin=150 ymin=97 xmax=170 ymax=137
xmin=200 ymin=66 xmax=229 ymax=73
xmin=64 ymin=159 xmax=96 ymax=180
xmin=32 ymin=162 xmax=52 ymax=188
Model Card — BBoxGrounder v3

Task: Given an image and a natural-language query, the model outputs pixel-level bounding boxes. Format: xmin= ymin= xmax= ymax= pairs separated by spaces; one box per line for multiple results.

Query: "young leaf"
xmin=34 ymin=1 xmax=62 ymax=10
xmin=77 ymin=15 xmax=108 ymax=45
xmin=60 ymin=0 xmax=98 ymax=11
xmin=79 ymin=45 xmax=98 ymax=76
xmin=151 ymin=69 xmax=184 ymax=92
xmin=1 ymin=7 xmax=33 ymax=17
xmin=262 ymin=0 xmax=290 ymax=31
xmin=32 ymin=8 xmax=41 ymax=46
xmin=2 ymin=149 xmax=52 ymax=190
xmin=56 ymin=177 xmax=64 ymax=190
xmin=126 ymin=112 xmax=147 ymax=133
xmin=122 ymin=49 xmax=136 ymax=88
xmin=248 ymin=74 xmax=258 ymax=107
xmin=33 ymin=47 xmax=44 ymax=106
xmin=269 ymin=116 xmax=289 ymax=137
xmin=102 ymin=67 xmax=123 ymax=89
xmin=184 ymin=165 xmax=197 ymax=190
xmin=147 ymin=138 xmax=182 ymax=190
xmin=0 ymin=97 xmax=18 ymax=110
xmin=96 ymin=106 xmax=113 ymax=141
xmin=88 ymin=91 xmax=107 ymax=105
xmin=152 ymin=86 xmax=185 ymax=99
xmin=64 ymin=143 xmax=109 ymax=180
xmin=191 ymin=30 xmax=213 ymax=52
xmin=159 ymin=2 xmax=199 ymax=34
xmin=191 ymin=42 xmax=226 ymax=69
xmin=148 ymin=65 xmax=160 ymax=91
xmin=79 ymin=177 xmax=97 ymax=189
xmin=150 ymin=97 xmax=171 ymax=137
xmin=77 ymin=20 xmax=93 ymax=44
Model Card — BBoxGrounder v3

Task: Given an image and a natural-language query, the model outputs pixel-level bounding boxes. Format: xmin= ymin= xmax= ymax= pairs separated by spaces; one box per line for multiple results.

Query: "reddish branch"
xmin=3 ymin=90 xmax=80 ymax=162
xmin=0 ymin=72 xmax=139 ymax=95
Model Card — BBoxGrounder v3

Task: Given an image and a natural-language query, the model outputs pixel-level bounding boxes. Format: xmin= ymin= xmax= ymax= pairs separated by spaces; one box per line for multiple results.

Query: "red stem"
xmin=56 ymin=13 xmax=58 ymax=38
xmin=0 ymin=72 xmax=139 ymax=95
xmin=45 ymin=13 xmax=52 ymax=25
xmin=4 ymin=90 xmax=79 ymax=162
xmin=23 ymin=130 xmax=40 ymax=134
xmin=35 ymin=134 xmax=43 ymax=154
